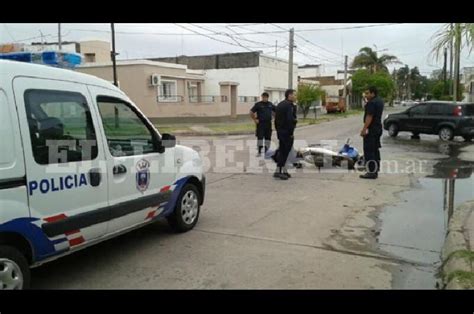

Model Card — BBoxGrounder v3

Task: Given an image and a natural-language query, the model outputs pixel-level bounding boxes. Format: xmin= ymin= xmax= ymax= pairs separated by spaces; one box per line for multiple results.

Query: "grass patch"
xmin=446 ymin=270 xmax=474 ymax=289
xmin=154 ymin=109 xmax=364 ymax=135
xmin=448 ymin=250 xmax=474 ymax=262
xmin=206 ymin=123 xmax=255 ymax=133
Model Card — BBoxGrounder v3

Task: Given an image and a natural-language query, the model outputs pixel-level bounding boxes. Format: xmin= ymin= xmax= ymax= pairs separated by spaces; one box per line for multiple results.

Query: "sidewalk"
xmin=440 ymin=200 xmax=474 ymax=289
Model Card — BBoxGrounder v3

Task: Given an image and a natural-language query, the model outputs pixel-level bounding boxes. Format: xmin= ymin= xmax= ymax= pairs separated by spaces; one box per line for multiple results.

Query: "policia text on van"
xmin=0 ymin=60 xmax=206 ymax=289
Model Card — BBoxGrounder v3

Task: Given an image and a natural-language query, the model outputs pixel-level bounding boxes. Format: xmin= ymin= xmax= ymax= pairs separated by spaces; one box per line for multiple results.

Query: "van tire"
xmin=167 ymin=184 xmax=201 ymax=233
xmin=0 ymin=245 xmax=30 ymax=290
xmin=388 ymin=123 xmax=399 ymax=137
xmin=463 ymin=135 xmax=472 ymax=142
xmin=439 ymin=127 xmax=454 ymax=141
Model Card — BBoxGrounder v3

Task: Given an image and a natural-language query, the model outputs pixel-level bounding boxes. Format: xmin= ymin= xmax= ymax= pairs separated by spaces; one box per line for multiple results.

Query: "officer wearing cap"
xmin=250 ymin=92 xmax=275 ymax=157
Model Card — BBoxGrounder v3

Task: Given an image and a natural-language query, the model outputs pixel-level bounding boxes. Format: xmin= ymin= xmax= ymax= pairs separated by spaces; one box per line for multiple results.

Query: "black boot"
xmin=359 ymin=173 xmax=378 ymax=179
xmin=274 ymin=168 xmax=289 ymax=180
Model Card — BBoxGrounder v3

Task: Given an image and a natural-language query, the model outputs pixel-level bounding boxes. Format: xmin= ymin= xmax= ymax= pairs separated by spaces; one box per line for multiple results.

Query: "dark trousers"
xmin=276 ymin=130 xmax=294 ymax=168
xmin=256 ymin=121 xmax=272 ymax=153
xmin=363 ymin=130 xmax=382 ymax=174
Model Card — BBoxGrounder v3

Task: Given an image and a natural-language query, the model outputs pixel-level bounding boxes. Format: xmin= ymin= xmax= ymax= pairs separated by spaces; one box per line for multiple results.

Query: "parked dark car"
xmin=383 ymin=101 xmax=474 ymax=141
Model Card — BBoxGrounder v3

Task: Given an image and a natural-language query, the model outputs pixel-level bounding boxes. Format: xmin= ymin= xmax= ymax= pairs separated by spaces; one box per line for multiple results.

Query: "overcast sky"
xmin=1 ymin=23 xmax=473 ymax=76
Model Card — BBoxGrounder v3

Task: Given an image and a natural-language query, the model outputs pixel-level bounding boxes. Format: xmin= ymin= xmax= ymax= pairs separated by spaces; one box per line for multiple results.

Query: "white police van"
xmin=0 ymin=60 xmax=205 ymax=289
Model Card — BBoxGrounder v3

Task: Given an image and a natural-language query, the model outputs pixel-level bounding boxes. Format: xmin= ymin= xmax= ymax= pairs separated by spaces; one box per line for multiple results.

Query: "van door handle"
xmin=89 ymin=168 xmax=102 ymax=187
xmin=113 ymin=164 xmax=127 ymax=175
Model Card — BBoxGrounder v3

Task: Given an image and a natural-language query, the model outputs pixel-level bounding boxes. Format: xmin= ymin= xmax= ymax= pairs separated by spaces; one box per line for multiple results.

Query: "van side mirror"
xmin=161 ymin=133 xmax=176 ymax=148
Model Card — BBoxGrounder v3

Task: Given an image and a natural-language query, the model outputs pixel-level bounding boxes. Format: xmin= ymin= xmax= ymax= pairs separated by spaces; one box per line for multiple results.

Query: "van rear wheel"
xmin=0 ymin=245 xmax=30 ymax=290
xmin=439 ymin=127 xmax=454 ymax=141
xmin=167 ymin=184 xmax=201 ymax=233
xmin=463 ymin=135 xmax=472 ymax=142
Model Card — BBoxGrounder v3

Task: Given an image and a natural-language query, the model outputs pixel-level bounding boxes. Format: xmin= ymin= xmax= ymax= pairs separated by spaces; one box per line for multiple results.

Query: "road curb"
xmin=440 ymin=200 xmax=474 ymax=289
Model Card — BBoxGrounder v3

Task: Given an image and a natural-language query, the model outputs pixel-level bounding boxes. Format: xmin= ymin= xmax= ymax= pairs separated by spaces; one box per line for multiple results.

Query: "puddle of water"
xmin=377 ymin=164 xmax=474 ymax=289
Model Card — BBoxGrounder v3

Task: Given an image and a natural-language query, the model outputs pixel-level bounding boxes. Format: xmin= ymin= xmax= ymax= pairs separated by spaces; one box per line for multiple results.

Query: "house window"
xmin=188 ymin=82 xmax=198 ymax=102
xmin=84 ymin=53 xmax=96 ymax=63
xmin=159 ymin=80 xmax=178 ymax=102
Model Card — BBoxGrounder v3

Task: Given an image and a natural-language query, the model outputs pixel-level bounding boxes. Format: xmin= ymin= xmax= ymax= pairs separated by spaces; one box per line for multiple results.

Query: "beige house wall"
xmin=79 ymin=41 xmax=111 ymax=63
xmin=76 ymin=62 xmax=254 ymax=119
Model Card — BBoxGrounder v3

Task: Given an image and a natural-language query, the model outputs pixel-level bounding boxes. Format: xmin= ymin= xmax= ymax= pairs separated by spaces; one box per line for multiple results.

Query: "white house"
xmin=151 ymin=51 xmax=298 ymax=104
xmin=298 ymin=64 xmax=322 ymax=79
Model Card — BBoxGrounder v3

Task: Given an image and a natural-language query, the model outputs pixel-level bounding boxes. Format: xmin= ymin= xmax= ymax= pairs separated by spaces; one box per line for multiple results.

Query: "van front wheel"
xmin=0 ymin=245 xmax=30 ymax=290
xmin=167 ymin=184 xmax=201 ymax=233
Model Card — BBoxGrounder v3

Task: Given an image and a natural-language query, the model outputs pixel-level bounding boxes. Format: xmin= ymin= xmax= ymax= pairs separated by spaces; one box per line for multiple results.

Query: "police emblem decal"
xmin=136 ymin=159 xmax=151 ymax=192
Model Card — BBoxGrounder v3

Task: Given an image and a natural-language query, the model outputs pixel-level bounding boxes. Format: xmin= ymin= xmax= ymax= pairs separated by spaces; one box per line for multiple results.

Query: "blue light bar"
xmin=0 ymin=51 xmax=82 ymax=68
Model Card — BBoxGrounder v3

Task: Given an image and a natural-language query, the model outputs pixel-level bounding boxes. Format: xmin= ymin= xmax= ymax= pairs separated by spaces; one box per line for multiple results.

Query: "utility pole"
xmin=58 ymin=23 xmax=62 ymax=51
xmin=443 ymin=47 xmax=448 ymax=94
xmin=449 ymin=23 xmax=454 ymax=96
xmin=275 ymin=40 xmax=278 ymax=58
xmin=111 ymin=23 xmax=119 ymax=129
xmin=343 ymin=55 xmax=348 ymax=110
xmin=111 ymin=23 xmax=118 ymax=87
xmin=453 ymin=23 xmax=461 ymax=104
xmin=443 ymin=47 xmax=447 ymax=82
xmin=288 ymin=28 xmax=294 ymax=89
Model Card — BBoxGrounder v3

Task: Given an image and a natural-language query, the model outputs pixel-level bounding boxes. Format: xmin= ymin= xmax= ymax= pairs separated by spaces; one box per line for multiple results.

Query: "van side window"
xmin=97 ymin=96 xmax=158 ymax=157
xmin=429 ymin=103 xmax=452 ymax=115
xmin=24 ymin=89 xmax=98 ymax=165
xmin=409 ymin=104 xmax=427 ymax=115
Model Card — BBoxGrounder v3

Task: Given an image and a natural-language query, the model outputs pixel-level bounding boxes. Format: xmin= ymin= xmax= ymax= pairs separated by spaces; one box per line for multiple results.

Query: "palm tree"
xmin=430 ymin=23 xmax=474 ymax=101
xmin=430 ymin=23 xmax=474 ymax=60
xmin=395 ymin=65 xmax=410 ymax=100
xmin=351 ymin=47 xmax=400 ymax=73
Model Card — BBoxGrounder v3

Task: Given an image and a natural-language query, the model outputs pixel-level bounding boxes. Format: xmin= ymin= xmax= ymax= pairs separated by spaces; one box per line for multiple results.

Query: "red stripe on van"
xmin=44 ymin=213 xmax=67 ymax=223
xmin=160 ymin=185 xmax=171 ymax=193
xmin=69 ymin=236 xmax=85 ymax=246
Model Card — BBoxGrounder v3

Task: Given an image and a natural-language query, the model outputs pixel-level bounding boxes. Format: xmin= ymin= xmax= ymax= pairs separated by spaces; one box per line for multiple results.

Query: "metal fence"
xmin=189 ymin=95 xmax=228 ymax=103
xmin=157 ymin=95 xmax=184 ymax=103
xmin=238 ymin=96 xmax=259 ymax=103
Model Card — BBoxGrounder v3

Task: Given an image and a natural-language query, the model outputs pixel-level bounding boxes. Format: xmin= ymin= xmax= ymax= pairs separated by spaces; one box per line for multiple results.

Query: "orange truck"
xmin=325 ymin=96 xmax=346 ymax=113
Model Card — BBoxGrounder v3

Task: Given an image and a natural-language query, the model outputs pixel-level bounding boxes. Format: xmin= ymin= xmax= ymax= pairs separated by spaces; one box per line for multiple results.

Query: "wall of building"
xmin=78 ymin=41 xmax=111 ymax=63
xmin=151 ymin=51 xmax=260 ymax=70
xmin=298 ymin=66 xmax=321 ymax=78
xmin=76 ymin=62 xmax=253 ymax=119
xmin=203 ymin=67 xmax=260 ymax=96
xmin=260 ymin=55 xmax=298 ymax=103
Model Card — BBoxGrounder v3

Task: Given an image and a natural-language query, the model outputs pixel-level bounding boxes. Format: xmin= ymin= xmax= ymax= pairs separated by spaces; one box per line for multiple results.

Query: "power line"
xmin=226 ymin=23 xmax=269 ymax=27
xmin=189 ymin=23 xmax=274 ymax=49
xmin=188 ymin=23 xmax=254 ymax=51
xmin=67 ymin=23 xmax=403 ymax=37
xmin=295 ymin=48 xmax=343 ymax=66
xmin=173 ymin=23 xmax=260 ymax=51
xmin=3 ymin=24 xmax=16 ymax=41
xmin=232 ymin=23 xmax=404 ymax=35
xmin=270 ymin=23 xmax=343 ymax=63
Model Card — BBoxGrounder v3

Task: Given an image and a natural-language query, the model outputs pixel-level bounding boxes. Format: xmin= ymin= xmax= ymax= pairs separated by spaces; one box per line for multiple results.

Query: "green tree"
xmin=352 ymin=69 xmax=396 ymax=103
xmin=430 ymin=79 xmax=463 ymax=100
xmin=351 ymin=47 xmax=400 ymax=74
xmin=297 ymin=84 xmax=325 ymax=119
xmin=430 ymin=23 xmax=474 ymax=101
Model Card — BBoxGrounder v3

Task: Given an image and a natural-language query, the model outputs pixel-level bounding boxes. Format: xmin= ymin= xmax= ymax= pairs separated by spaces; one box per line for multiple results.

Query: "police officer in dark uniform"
xmin=250 ymin=92 xmax=275 ymax=157
xmin=274 ymin=89 xmax=297 ymax=180
xmin=359 ymin=86 xmax=384 ymax=179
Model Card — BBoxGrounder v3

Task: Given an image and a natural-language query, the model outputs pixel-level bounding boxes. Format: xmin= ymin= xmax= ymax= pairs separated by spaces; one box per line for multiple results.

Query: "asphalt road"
xmin=31 ymin=107 xmax=474 ymax=289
